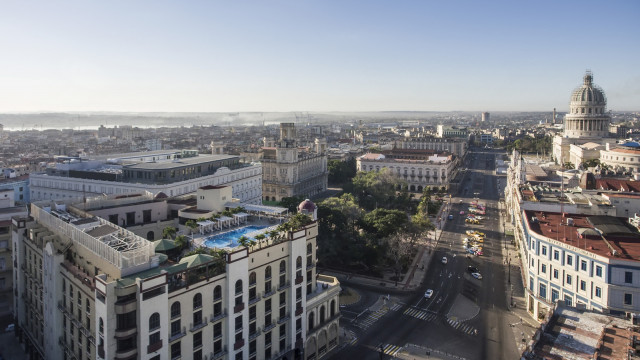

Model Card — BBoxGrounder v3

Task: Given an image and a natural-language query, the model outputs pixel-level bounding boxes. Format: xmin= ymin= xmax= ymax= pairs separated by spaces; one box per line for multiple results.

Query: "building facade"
xmin=393 ymin=137 xmax=467 ymax=157
xmin=29 ymin=151 xmax=263 ymax=205
xmin=12 ymin=199 xmax=339 ymax=360
xmin=600 ymin=143 xmax=640 ymax=173
xmin=261 ymin=124 xmax=328 ymax=202
xmin=356 ymin=153 xmax=456 ymax=192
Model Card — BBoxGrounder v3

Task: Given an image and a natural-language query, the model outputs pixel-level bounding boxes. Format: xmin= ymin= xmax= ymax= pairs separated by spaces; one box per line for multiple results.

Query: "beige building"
xmin=393 ymin=137 xmax=467 ymax=157
xmin=12 ymin=197 xmax=339 ymax=360
xmin=600 ymin=143 xmax=640 ymax=173
xmin=0 ymin=189 xmax=28 ymax=319
xmin=261 ymin=124 xmax=328 ymax=202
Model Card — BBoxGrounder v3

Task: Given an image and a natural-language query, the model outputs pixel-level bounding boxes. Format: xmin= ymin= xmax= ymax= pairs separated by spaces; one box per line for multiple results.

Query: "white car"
xmin=441 ymin=257 xmax=448 ymax=264
xmin=425 ymin=289 xmax=434 ymax=298
xmin=4 ymin=324 xmax=14 ymax=332
xmin=471 ymin=272 xmax=483 ymax=280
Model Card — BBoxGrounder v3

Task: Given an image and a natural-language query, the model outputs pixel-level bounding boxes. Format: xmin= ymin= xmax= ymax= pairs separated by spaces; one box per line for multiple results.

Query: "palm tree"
xmin=254 ymin=234 xmax=266 ymax=248
xmin=162 ymin=226 xmax=177 ymax=239
xmin=174 ymin=235 xmax=188 ymax=250
xmin=268 ymin=230 xmax=279 ymax=243
xmin=238 ymin=236 xmax=250 ymax=248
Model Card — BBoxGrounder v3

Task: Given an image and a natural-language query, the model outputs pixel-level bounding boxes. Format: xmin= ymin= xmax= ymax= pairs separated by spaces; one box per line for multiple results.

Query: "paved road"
xmin=332 ymin=149 xmax=520 ymax=360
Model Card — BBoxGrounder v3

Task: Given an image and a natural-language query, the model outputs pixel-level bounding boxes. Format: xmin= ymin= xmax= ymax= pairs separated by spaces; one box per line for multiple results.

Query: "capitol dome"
xmin=570 ymin=72 xmax=607 ymax=105
xmin=563 ymin=71 xmax=610 ymax=139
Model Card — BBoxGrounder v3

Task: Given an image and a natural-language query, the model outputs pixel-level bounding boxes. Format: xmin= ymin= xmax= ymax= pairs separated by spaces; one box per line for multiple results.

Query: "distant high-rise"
xmin=481 ymin=112 xmax=490 ymax=122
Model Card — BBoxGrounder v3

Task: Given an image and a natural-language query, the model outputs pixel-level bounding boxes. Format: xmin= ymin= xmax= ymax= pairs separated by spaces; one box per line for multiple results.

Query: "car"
xmin=4 ymin=324 xmax=14 ymax=332
xmin=448 ymin=214 xmax=453 ymax=220
xmin=459 ymin=211 xmax=465 ymax=215
xmin=471 ymin=272 xmax=483 ymax=280
xmin=467 ymin=266 xmax=479 ymax=273
xmin=425 ymin=289 xmax=434 ymax=298
xmin=442 ymin=257 xmax=448 ymax=264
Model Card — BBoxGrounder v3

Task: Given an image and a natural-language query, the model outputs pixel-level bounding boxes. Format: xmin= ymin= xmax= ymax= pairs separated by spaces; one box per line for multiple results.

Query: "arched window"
xmin=308 ymin=312 xmax=315 ymax=331
xmin=235 ymin=280 xmax=243 ymax=295
xmin=330 ymin=299 xmax=336 ymax=317
xmin=213 ymin=285 xmax=222 ymax=301
xmin=249 ymin=272 xmax=256 ymax=286
xmin=320 ymin=305 xmax=326 ymax=323
xmin=279 ymin=260 xmax=286 ymax=274
xmin=99 ymin=318 xmax=104 ymax=334
xmin=146 ymin=231 xmax=154 ymax=240
xmin=307 ymin=243 xmax=312 ymax=254
xmin=149 ymin=313 xmax=160 ymax=331
xmin=171 ymin=301 xmax=181 ymax=318
xmin=193 ymin=293 xmax=202 ymax=309
xmin=296 ymin=256 xmax=302 ymax=269
xmin=265 ymin=266 xmax=272 ymax=279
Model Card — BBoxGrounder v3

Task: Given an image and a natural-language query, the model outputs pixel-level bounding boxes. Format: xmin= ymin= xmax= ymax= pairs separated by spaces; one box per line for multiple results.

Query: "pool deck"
xmin=190 ymin=217 xmax=281 ymax=249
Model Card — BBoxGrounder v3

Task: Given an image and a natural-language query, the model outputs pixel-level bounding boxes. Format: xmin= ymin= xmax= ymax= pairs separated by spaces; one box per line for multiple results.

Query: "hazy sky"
xmin=1 ymin=0 xmax=639 ymax=112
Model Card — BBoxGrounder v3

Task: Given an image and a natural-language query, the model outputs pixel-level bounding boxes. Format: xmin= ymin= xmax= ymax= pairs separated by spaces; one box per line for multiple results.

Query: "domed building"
xmin=563 ymin=71 xmax=610 ymax=138
xmin=552 ymin=71 xmax=617 ymax=166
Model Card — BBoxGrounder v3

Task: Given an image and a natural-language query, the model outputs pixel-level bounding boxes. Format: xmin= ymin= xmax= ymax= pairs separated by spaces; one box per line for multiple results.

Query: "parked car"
xmin=442 ymin=257 xmax=448 ymax=264
xmin=471 ymin=272 xmax=483 ymax=280
xmin=425 ymin=289 xmax=434 ymax=298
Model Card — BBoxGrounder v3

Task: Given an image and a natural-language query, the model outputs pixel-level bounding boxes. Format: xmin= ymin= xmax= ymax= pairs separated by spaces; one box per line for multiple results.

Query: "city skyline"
xmin=1 ymin=0 xmax=639 ymax=113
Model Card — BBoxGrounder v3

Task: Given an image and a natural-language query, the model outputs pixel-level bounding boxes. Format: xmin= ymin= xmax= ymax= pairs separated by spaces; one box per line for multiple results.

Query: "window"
xmin=564 ymin=295 xmax=572 ymax=306
xmin=171 ymin=320 xmax=181 ymax=337
xmin=580 ymin=280 xmax=586 ymax=291
xmin=625 ymin=293 xmax=633 ymax=306
xmin=213 ymin=322 xmax=222 ymax=339
xmin=171 ymin=341 xmax=181 ymax=360
xmin=551 ymin=289 xmax=559 ymax=302
xmin=580 ymin=260 xmax=587 ymax=271
xmin=279 ymin=292 xmax=286 ymax=306
xmin=595 ymin=287 xmax=602 ymax=298
xmin=265 ymin=266 xmax=272 ymax=280
xmin=625 ymin=272 xmax=633 ymax=284
xmin=279 ymin=260 xmax=286 ymax=274
xmin=541 ymin=264 xmax=546 ymax=274
xmin=193 ymin=331 xmax=202 ymax=349
xmin=566 ymin=274 xmax=572 ymax=285
xmin=193 ymin=293 xmax=202 ymax=309
xmin=235 ymin=315 xmax=242 ymax=331
xmin=566 ymin=255 xmax=573 ymax=266
xmin=539 ymin=284 xmax=546 ymax=299
xmin=171 ymin=302 xmax=181 ymax=319
xmin=553 ymin=250 xmax=559 ymax=261
xmin=529 ymin=276 xmax=534 ymax=291
xmin=595 ymin=266 xmax=603 ymax=277
xmin=213 ymin=285 xmax=222 ymax=301
xmin=149 ymin=313 xmax=160 ymax=331
xmin=235 ymin=280 xmax=243 ymax=295
xmin=541 ymin=246 xmax=547 ymax=256
xmin=265 ymin=299 xmax=271 ymax=313
xmin=553 ymin=269 xmax=559 ymax=279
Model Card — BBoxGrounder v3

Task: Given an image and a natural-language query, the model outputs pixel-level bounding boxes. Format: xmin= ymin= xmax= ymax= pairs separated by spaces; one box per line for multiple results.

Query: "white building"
xmin=29 ymin=150 xmax=263 ymax=205
xmin=552 ymin=72 xmax=615 ymax=166
xmin=600 ymin=143 xmax=640 ymax=173
xmin=12 ymin=198 xmax=340 ymax=360
xmin=356 ymin=152 xmax=456 ymax=192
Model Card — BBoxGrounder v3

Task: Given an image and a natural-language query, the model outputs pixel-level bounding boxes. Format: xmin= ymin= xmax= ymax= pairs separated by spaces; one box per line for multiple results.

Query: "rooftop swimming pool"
xmin=204 ymin=225 xmax=269 ymax=248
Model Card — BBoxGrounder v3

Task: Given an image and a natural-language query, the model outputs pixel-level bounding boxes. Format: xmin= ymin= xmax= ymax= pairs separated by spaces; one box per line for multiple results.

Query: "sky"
xmin=1 ymin=0 xmax=639 ymax=113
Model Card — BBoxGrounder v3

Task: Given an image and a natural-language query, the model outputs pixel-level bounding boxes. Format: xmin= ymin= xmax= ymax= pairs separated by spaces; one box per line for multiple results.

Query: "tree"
xmin=385 ymin=232 xmax=415 ymax=285
xmin=279 ymin=196 xmax=306 ymax=213
xmin=350 ymin=168 xmax=400 ymax=210
xmin=174 ymin=235 xmax=188 ymax=250
xmin=254 ymin=234 xmax=267 ymax=248
xmin=328 ymin=158 xmax=357 ymax=185
xmin=238 ymin=236 xmax=251 ymax=248
xmin=361 ymin=209 xmax=408 ymax=239
xmin=185 ymin=219 xmax=198 ymax=235
xmin=162 ymin=226 xmax=177 ymax=240
xmin=287 ymin=212 xmax=313 ymax=230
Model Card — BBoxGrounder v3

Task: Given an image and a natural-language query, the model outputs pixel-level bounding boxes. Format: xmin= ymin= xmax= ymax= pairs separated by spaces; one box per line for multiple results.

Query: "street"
xmin=332 ymin=148 xmax=523 ymax=360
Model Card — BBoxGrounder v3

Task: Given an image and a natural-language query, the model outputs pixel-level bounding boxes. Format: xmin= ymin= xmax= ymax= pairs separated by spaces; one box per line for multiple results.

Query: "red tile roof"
xmin=595 ymin=179 xmax=640 ymax=192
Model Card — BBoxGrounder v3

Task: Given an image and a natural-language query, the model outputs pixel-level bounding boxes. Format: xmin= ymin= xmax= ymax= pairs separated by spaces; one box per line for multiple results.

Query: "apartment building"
xmin=12 ymin=198 xmax=339 ymax=360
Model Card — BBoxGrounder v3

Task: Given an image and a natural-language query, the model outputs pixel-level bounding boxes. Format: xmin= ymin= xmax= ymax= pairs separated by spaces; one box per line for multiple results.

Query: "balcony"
xmin=249 ymin=294 xmax=261 ymax=305
xmin=212 ymin=348 xmax=228 ymax=359
xmin=234 ymin=303 xmax=245 ymax=313
xmin=277 ymin=313 xmax=290 ymax=324
xmin=147 ymin=340 xmax=162 ymax=354
xmin=263 ymin=322 xmax=276 ymax=332
xmin=263 ymin=287 xmax=276 ymax=298
xmin=249 ymin=327 xmax=262 ymax=340
xmin=114 ymin=347 xmax=137 ymax=359
xmin=234 ymin=339 xmax=245 ymax=351
xmin=190 ymin=319 xmax=208 ymax=332
xmin=210 ymin=310 xmax=228 ymax=323
xmin=114 ymin=326 xmax=137 ymax=339
xmin=169 ymin=328 xmax=186 ymax=342
xmin=278 ymin=281 xmax=291 ymax=291
xmin=306 ymin=261 xmax=315 ymax=270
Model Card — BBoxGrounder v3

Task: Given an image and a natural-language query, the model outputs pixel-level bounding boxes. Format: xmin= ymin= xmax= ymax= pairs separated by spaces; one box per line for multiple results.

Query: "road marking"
xmin=380 ymin=343 xmax=402 ymax=356
xmin=354 ymin=308 xmax=389 ymax=330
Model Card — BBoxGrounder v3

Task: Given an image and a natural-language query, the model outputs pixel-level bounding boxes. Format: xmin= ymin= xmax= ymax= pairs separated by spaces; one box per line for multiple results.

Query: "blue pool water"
xmin=204 ymin=225 xmax=269 ymax=248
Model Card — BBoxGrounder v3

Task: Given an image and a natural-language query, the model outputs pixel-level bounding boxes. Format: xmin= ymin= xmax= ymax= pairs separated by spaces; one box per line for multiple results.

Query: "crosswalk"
xmin=389 ymin=303 xmax=402 ymax=311
xmin=403 ymin=307 xmax=438 ymax=322
xmin=355 ymin=307 xmax=389 ymax=329
xmin=379 ymin=343 xmax=402 ymax=357
xmin=447 ymin=318 xmax=478 ymax=335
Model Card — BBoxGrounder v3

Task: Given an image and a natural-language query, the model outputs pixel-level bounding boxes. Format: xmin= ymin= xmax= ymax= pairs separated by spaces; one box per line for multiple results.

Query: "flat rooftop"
xmin=525 ymin=210 xmax=640 ymax=260
xmin=532 ymin=306 xmax=637 ymax=360
xmin=124 ymin=154 xmax=239 ymax=170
